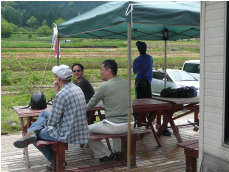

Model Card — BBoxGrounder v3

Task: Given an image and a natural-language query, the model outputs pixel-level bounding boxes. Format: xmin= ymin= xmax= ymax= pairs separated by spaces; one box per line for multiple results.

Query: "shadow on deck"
xmin=2 ymin=126 xmax=198 ymax=172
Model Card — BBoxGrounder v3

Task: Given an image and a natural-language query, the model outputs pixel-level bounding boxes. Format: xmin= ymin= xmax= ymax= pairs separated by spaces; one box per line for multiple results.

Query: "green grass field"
xmin=1 ymin=35 xmax=200 ymax=133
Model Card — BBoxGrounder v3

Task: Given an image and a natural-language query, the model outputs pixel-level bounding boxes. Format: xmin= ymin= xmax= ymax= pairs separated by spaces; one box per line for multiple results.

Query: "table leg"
xmin=147 ymin=113 xmax=161 ymax=147
xmin=150 ymin=124 xmax=161 ymax=147
xmin=19 ymin=117 xmax=31 ymax=168
xmin=194 ymin=105 xmax=199 ymax=126
xmin=157 ymin=113 xmax=182 ymax=143
xmin=168 ymin=115 xmax=182 ymax=143
xmin=157 ymin=115 xmax=169 ymax=136
xmin=156 ymin=114 xmax=161 ymax=130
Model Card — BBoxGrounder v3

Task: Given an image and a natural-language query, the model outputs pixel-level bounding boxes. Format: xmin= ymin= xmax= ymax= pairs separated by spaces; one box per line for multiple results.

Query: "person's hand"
xmin=53 ymin=81 xmax=60 ymax=93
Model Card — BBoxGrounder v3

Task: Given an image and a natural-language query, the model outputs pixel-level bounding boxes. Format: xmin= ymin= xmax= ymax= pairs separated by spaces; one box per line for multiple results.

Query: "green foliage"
xmin=1 ymin=94 xmax=30 ymax=133
xmin=16 ymin=27 xmax=29 ymax=33
xmin=1 ymin=3 xmax=24 ymax=26
xmin=54 ymin=18 xmax=65 ymax=24
xmin=26 ymin=16 xmax=39 ymax=29
xmin=37 ymin=25 xmax=52 ymax=36
xmin=42 ymin=20 xmax=47 ymax=25
xmin=1 ymin=71 xmax=12 ymax=85
xmin=28 ymin=34 xmax=32 ymax=39
xmin=2 ymin=39 xmax=52 ymax=48
xmin=1 ymin=1 xmax=104 ymax=29
xmin=1 ymin=18 xmax=16 ymax=38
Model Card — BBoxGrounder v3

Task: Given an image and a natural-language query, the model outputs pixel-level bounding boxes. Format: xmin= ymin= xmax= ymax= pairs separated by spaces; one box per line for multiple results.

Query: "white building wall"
xmin=200 ymin=1 xmax=229 ymax=168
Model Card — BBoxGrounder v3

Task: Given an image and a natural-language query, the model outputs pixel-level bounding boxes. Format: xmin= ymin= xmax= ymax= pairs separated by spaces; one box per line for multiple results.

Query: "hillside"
xmin=1 ymin=1 xmax=105 ymax=27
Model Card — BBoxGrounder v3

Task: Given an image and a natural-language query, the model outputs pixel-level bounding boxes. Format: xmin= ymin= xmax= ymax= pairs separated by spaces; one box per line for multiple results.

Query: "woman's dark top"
xmin=74 ymin=77 xmax=95 ymax=103
xmin=133 ymin=54 xmax=153 ymax=99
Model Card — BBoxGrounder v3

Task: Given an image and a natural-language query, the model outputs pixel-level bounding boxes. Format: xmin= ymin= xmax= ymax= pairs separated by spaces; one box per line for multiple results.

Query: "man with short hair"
xmin=87 ymin=59 xmax=130 ymax=162
xmin=72 ymin=63 xmax=95 ymax=103
xmin=13 ymin=64 xmax=89 ymax=165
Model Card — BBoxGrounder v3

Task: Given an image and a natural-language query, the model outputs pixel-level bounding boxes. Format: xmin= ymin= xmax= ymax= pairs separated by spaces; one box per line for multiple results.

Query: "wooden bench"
xmin=67 ymin=128 xmax=151 ymax=172
xmin=178 ymin=139 xmax=199 ymax=172
xmin=36 ymin=140 xmax=68 ymax=172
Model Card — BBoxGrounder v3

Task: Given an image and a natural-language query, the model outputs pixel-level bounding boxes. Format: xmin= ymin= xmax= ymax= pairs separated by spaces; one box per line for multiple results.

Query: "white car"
xmin=151 ymin=69 xmax=199 ymax=96
xmin=182 ymin=60 xmax=200 ymax=81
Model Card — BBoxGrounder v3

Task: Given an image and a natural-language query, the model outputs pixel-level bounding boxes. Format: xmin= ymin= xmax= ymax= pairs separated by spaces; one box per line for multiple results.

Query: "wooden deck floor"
xmin=1 ymin=123 xmax=198 ymax=172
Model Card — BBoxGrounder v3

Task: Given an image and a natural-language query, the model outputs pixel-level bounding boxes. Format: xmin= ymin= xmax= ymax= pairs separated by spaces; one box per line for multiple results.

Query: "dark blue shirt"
xmin=133 ymin=54 xmax=153 ymax=83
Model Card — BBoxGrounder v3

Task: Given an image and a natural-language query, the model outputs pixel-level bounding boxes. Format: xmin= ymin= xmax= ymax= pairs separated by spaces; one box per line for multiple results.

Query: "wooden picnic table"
xmin=12 ymin=103 xmax=103 ymax=168
xmin=13 ymin=97 xmax=199 ymax=169
xmin=151 ymin=96 xmax=199 ymax=127
xmin=132 ymin=97 xmax=199 ymax=146
xmin=13 ymin=105 xmax=52 ymax=168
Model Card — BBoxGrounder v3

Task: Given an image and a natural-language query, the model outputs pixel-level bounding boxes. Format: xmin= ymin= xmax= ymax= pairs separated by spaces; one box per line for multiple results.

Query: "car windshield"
xmin=168 ymin=70 xmax=196 ymax=81
xmin=183 ymin=63 xmax=200 ymax=74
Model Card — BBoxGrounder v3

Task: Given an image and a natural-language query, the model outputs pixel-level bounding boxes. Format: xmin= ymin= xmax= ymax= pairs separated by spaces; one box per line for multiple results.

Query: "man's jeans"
xmin=28 ymin=110 xmax=57 ymax=163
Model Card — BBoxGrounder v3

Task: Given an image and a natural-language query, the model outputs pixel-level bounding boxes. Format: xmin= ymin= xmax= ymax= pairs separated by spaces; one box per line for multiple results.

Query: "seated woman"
xmin=72 ymin=63 xmax=95 ymax=103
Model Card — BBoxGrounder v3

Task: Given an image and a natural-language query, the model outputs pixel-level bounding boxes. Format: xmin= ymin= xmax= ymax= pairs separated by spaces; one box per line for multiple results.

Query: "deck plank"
xmin=2 ymin=125 xmax=198 ymax=172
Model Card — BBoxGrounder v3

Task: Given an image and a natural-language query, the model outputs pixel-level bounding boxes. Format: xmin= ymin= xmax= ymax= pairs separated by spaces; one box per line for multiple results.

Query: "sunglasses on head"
xmin=73 ymin=70 xmax=81 ymax=73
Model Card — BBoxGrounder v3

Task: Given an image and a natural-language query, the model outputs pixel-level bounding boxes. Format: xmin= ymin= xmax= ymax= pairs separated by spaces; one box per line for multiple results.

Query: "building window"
xmin=225 ymin=2 xmax=229 ymax=144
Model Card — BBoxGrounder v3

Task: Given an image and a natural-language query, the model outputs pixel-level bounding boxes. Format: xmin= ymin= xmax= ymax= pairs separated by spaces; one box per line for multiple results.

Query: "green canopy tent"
xmin=58 ymin=1 xmax=199 ymax=40
xmin=57 ymin=1 xmax=200 ymax=169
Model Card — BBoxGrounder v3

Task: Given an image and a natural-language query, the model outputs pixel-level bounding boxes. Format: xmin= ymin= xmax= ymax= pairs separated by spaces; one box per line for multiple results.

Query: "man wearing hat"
xmin=13 ymin=64 xmax=89 ymax=165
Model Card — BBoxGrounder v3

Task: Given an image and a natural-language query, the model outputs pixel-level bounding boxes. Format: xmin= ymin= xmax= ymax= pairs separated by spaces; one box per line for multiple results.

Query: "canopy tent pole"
xmin=57 ymin=38 xmax=60 ymax=65
xmin=127 ymin=22 xmax=132 ymax=171
xmin=163 ymin=29 xmax=168 ymax=88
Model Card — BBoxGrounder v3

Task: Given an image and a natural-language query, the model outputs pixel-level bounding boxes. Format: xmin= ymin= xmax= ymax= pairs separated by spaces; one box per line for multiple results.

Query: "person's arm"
xmin=79 ymin=78 xmax=95 ymax=103
xmin=87 ymin=84 xmax=104 ymax=111
xmin=53 ymin=81 xmax=61 ymax=93
xmin=133 ymin=59 xmax=139 ymax=74
xmin=87 ymin=81 xmax=95 ymax=100
xmin=47 ymin=93 xmax=64 ymax=126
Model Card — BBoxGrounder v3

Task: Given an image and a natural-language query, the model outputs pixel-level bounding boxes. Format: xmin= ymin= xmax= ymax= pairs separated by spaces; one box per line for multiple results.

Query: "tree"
xmin=53 ymin=18 xmax=65 ymax=25
xmin=2 ymin=4 xmax=24 ymax=26
xmin=42 ymin=20 xmax=47 ymax=25
xmin=1 ymin=18 xmax=16 ymax=38
xmin=26 ymin=16 xmax=39 ymax=29
xmin=37 ymin=25 xmax=52 ymax=36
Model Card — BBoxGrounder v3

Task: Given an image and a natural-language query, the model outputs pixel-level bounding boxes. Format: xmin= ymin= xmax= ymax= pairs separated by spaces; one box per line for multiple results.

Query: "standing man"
xmin=72 ymin=63 xmax=95 ymax=103
xmin=87 ymin=59 xmax=130 ymax=162
xmin=133 ymin=41 xmax=171 ymax=136
xmin=133 ymin=41 xmax=153 ymax=99
xmin=13 ymin=64 xmax=89 ymax=164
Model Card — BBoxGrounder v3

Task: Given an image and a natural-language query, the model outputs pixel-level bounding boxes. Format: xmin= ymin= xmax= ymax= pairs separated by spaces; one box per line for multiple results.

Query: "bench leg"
xmin=121 ymin=135 xmax=136 ymax=167
xmin=52 ymin=143 xmax=67 ymax=172
xmin=184 ymin=150 xmax=197 ymax=172
xmin=23 ymin=147 xmax=30 ymax=168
